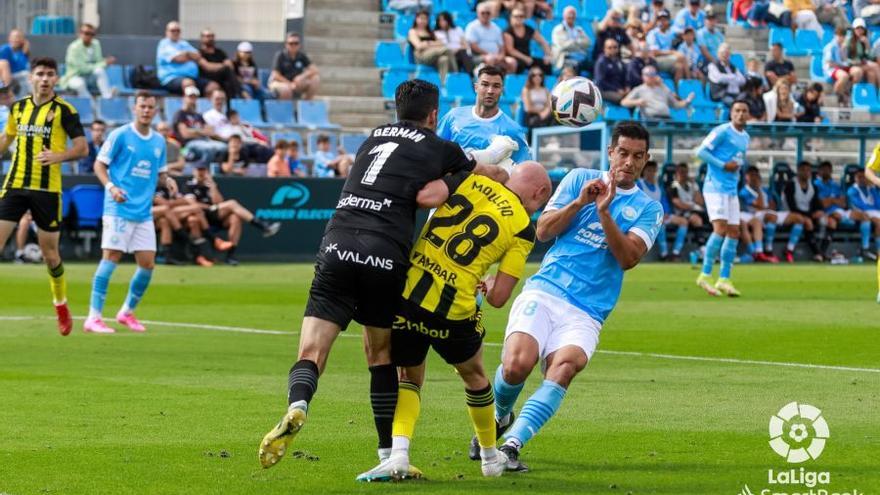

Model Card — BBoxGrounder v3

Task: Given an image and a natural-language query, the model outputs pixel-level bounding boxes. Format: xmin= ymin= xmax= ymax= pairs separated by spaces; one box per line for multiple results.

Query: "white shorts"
xmin=703 ymin=192 xmax=741 ymax=225
xmin=774 ymin=211 xmax=790 ymax=225
xmin=741 ymin=210 xmax=775 ymax=223
xmin=101 ymin=215 xmax=157 ymax=253
xmin=504 ymin=290 xmax=601 ymax=362
xmin=866 ymin=210 xmax=880 ymax=220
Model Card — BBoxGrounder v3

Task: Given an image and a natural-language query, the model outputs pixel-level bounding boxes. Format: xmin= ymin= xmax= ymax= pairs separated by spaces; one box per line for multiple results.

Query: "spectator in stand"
xmin=736 ymin=78 xmax=766 ymax=121
xmin=202 ymin=90 xmax=273 ymax=164
xmin=0 ymin=28 xmax=31 ymax=98
xmin=595 ymin=38 xmax=630 ymax=104
xmin=221 ymin=134 xmax=249 ymax=176
xmin=157 ymin=121 xmax=186 ymax=176
xmin=267 ymin=140 xmax=291 ymax=177
xmin=286 ymin=141 xmax=308 ymax=176
xmin=622 ymin=65 xmax=694 ymax=118
xmin=640 ymin=0 xmax=666 ymax=32
xmin=505 ymin=5 xmax=553 ymax=74
xmin=848 ymin=18 xmax=880 ymax=86
xmin=646 ymin=9 xmax=689 ymax=82
xmin=626 ymin=43 xmax=658 ymax=88
xmin=157 ymin=21 xmax=219 ymax=95
xmin=174 ymin=86 xmax=227 ymax=166
xmin=613 ymin=0 xmax=647 ymax=20
xmin=784 ymin=0 xmax=824 ymax=39
xmin=708 ymin=43 xmax=746 ymax=107
xmin=552 ymin=6 xmax=593 ymax=73
xmin=738 ymin=166 xmax=779 ymax=262
xmin=673 ymin=0 xmax=707 ymax=35
xmin=764 ymin=43 xmax=797 ymax=87
xmin=764 ymin=79 xmax=799 ymax=122
xmin=521 ymin=67 xmax=554 ymax=132
xmin=593 ymin=9 xmax=632 ymax=64
xmin=696 ymin=9 xmax=723 ymax=69
xmin=824 ymin=27 xmax=861 ymax=106
xmin=198 ymin=29 xmax=241 ymax=101
xmin=743 ymin=0 xmax=793 ymax=27
xmin=409 ymin=10 xmax=457 ymax=83
xmin=815 ymin=160 xmax=865 ymax=234
xmin=78 ymin=120 xmax=107 ymax=174
xmin=678 ymin=28 xmax=703 ymax=81
xmin=624 ymin=18 xmax=645 ymax=59
xmin=435 ymin=12 xmax=475 ymax=76
xmin=60 ymin=23 xmax=115 ymax=99
xmin=312 ymin=135 xmax=353 ymax=178
xmin=466 ymin=3 xmax=517 ymax=74
xmin=847 ymin=169 xmax=880 ymax=260
xmin=815 ymin=0 xmax=850 ymax=30
xmin=503 ymin=0 xmax=552 ymax=19
xmin=796 ymin=83 xmax=824 ymax=123
xmin=853 ymin=0 xmax=880 ymax=26
xmin=559 ymin=65 xmax=578 ymax=81
xmin=233 ymin=42 xmax=267 ymax=101
xmin=746 ymin=57 xmax=769 ymax=92
xmin=269 ymin=32 xmax=320 ymax=100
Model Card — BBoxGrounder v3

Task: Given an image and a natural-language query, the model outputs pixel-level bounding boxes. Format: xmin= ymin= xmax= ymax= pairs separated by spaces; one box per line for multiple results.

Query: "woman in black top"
xmin=503 ymin=6 xmax=552 ymax=74
xmin=408 ymin=10 xmax=457 ymax=83
xmin=796 ymin=83 xmax=823 ymax=123
xmin=232 ymin=42 xmax=267 ymax=101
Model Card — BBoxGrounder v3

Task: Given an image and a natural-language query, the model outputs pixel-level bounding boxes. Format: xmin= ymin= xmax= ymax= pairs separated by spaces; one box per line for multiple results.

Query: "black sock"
xmin=288 ymin=359 xmax=319 ymax=406
xmin=226 ymin=245 xmax=237 ymax=258
xmin=250 ymin=218 xmax=267 ymax=230
xmin=369 ymin=364 xmax=398 ymax=450
xmin=192 ymin=237 xmax=209 ymax=257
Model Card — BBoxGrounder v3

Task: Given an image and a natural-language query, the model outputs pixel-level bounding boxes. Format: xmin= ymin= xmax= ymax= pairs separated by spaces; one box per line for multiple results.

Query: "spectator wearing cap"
xmin=764 ymin=42 xmax=797 ymax=87
xmin=621 ymin=65 xmax=694 ymax=118
xmin=0 ymin=28 xmax=31 ymax=98
xmin=173 ymin=85 xmax=228 ymax=166
xmin=593 ymin=9 xmax=633 ymax=63
xmin=784 ymin=0 xmax=824 ymax=40
xmin=823 ymin=27 xmax=861 ymax=105
xmin=60 ymin=23 xmax=115 ymax=99
xmin=707 ymin=43 xmax=746 ymax=106
xmin=233 ymin=41 xmax=267 ymax=100
xmin=640 ymin=0 xmax=666 ymax=32
xmin=269 ymin=32 xmax=321 ymax=100
xmin=551 ymin=6 xmax=593 ymax=72
xmin=677 ymin=28 xmax=703 ymax=81
xmin=157 ymin=21 xmax=221 ymax=95
xmin=594 ymin=38 xmax=630 ymax=104
xmin=848 ymin=18 xmax=880 ymax=86
xmin=696 ymin=8 xmax=723 ymax=68
xmin=198 ymin=28 xmax=241 ymax=100
xmin=673 ymin=0 xmax=707 ymax=35
xmin=646 ymin=9 xmax=689 ymax=81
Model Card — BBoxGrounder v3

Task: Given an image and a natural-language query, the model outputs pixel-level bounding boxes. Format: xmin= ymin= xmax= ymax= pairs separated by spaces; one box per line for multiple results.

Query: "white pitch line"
xmin=2 ymin=315 xmax=879 ymax=374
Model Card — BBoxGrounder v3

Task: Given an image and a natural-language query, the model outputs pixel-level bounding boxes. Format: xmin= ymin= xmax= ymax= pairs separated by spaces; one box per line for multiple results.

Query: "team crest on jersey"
xmin=154 ymin=147 xmax=162 ymax=158
xmin=621 ymin=206 xmax=637 ymax=220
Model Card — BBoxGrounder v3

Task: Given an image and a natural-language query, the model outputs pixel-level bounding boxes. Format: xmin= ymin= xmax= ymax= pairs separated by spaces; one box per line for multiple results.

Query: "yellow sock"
xmin=47 ymin=262 xmax=67 ymax=305
xmin=391 ymin=381 xmax=421 ymax=439
xmin=466 ymin=385 xmax=495 ymax=448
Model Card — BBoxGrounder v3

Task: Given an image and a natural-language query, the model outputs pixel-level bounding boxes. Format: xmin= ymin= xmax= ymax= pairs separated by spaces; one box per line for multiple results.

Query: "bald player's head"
xmin=506 ymin=161 xmax=552 ymax=214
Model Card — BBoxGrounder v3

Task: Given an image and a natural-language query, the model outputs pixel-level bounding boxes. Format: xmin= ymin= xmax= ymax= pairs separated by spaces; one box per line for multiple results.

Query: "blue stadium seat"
xmin=769 ymin=26 xmax=795 ymax=52
xmin=494 ymin=17 xmax=509 ymax=31
xmin=164 ymin=97 xmax=183 ymax=124
xmin=604 ymin=104 xmax=631 ymax=120
xmin=61 ymin=190 xmax=71 ymax=218
xmin=531 ymin=39 xmax=544 ymax=58
xmin=70 ymin=185 xmax=104 ymax=229
xmin=810 ymin=55 xmax=831 ymax=82
xmin=307 ymin=133 xmax=339 ymax=156
xmin=382 ymin=70 xmax=410 ymax=99
xmin=503 ymin=73 xmax=528 ymax=102
xmin=375 ymin=41 xmax=413 ymax=70
xmin=67 ymin=96 xmax=94 ymax=125
xmin=662 ymin=77 xmax=675 ymax=93
xmin=31 ymin=15 xmax=75 ymax=35
xmin=729 ymin=53 xmax=746 ymax=75
xmin=105 ymin=65 xmax=134 ymax=95
xmin=669 ymin=107 xmax=689 ymax=122
xmin=554 ymin=0 xmax=582 ymax=17
xmin=196 ymin=97 xmax=212 ymax=114
xmin=231 ymin=98 xmax=268 ymax=126
xmin=273 ymin=130 xmax=303 ymax=147
xmin=794 ymin=29 xmax=822 ymax=57
xmin=583 ymin=0 xmax=607 ymax=21
xmin=415 ymin=67 xmax=442 ymax=88
xmin=454 ymin=11 xmax=476 ymax=26
xmin=259 ymin=68 xmax=272 ymax=88
xmin=677 ymin=79 xmax=708 ymax=105
xmin=264 ymin=100 xmax=296 ymax=127
xmin=2 ymin=161 xmax=11 ymax=174
xmin=441 ymin=0 xmax=473 ymax=13
xmin=851 ymin=83 xmax=880 ymax=112
xmin=540 ymin=20 xmax=555 ymax=43
xmin=341 ymin=134 xmax=368 ymax=154
xmin=297 ymin=100 xmax=341 ymax=130
xmin=545 ymin=74 xmax=558 ymax=90
xmin=97 ymin=98 xmax=132 ymax=125
xmin=692 ymin=106 xmax=718 ymax=123
xmin=444 ymin=72 xmax=475 ymax=103
xmin=395 ymin=13 xmax=414 ymax=40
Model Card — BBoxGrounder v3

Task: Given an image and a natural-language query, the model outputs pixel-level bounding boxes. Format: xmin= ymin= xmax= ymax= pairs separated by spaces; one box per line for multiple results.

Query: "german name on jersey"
xmin=98 ymin=124 xmax=167 ymax=222
xmin=2 ymin=96 xmax=84 ymax=192
xmin=403 ymin=174 xmax=535 ymax=320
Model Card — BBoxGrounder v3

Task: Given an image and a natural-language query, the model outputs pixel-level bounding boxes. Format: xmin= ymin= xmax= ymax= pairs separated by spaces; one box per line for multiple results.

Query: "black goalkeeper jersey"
xmin=326 ymin=120 xmax=475 ymax=253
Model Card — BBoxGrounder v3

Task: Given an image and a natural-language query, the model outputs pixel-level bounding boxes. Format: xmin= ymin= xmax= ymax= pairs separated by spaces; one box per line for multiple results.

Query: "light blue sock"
xmin=673 ymin=225 xmax=688 ymax=255
xmin=875 ymin=236 xmax=880 ymax=251
xmin=701 ymin=232 xmax=723 ymax=276
xmin=860 ymin=221 xmax=872 ymax=249
xmin=764 ymin=223 xmax=777 ymax=252
xmin=656 ymin=227 xmax=668 ymax=257
xmin=748 ymin=240 xmax=760 ymax=254
xmin=787 ymin=224 xmax=804 ymax=251
xmin=493 ymin=365 xmax=525 ymax=421
xmin=503 ymin=380 xmax=566 ymax=448
xmin=121 ymin=267 xmax=153 ymax=313
xmin=719 ymin=237 xmax=738 ymax=279
xmin=89 ymin=259 xmax=117 ymax=316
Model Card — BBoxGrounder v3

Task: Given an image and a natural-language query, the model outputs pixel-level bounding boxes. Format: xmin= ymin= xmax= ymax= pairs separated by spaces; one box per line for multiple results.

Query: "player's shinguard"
xmin=492 ymin=123 xmax=663 ymax=471
xmin=0 ymin=58 xmax=88 ymax=335
xmin=84 ymin=92 xmax=170 ymax=334
xmin=695 ymin=101 xmax=751 ymax=297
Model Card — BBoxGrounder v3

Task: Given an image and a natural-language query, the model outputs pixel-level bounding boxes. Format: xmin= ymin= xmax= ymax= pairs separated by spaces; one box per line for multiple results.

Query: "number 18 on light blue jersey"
xmin=98 ymin=124 xmax=167 ymax=222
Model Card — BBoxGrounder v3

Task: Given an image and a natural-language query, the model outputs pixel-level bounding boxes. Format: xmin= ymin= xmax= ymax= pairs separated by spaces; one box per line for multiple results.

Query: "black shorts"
xmin=0 ymin=188 xmax=62 ymax=232
xmin=304 ymin=228 xmax=409 ymax=329
xmin=391 ymin=299 xmax=484 ymax=367
xmin=205 ymin=208 xmax=224 ymax=228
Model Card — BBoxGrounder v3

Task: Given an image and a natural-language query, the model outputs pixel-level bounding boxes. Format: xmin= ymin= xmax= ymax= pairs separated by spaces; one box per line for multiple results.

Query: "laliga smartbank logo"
xmin=736 ymin=402 xmax=863 ymax=495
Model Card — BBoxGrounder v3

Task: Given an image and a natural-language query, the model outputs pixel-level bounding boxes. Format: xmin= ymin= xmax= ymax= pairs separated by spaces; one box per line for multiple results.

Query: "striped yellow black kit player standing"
xmin=864 ymin=144 xmax=880 ymax=303
xmin=0 ymin=57 xmax=88 ymax=335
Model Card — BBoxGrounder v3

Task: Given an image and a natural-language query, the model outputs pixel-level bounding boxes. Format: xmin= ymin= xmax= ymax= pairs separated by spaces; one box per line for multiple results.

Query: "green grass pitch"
xmin=0 ymin=262 xmax=878 ymax=494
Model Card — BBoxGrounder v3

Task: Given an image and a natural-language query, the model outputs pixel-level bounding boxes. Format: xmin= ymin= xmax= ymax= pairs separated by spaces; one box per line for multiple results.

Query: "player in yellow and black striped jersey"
xmin=0 ymin=57 xmax=88 ymax=336
xmin=363 ymin=163 xmax=551 ymax=480
xmin=865 ymin=143 xmax=880 ymax=303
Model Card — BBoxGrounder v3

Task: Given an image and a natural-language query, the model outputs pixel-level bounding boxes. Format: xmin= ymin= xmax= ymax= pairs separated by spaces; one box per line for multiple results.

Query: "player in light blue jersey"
xmin=637 ymin=160 xmax=691 ymax=260
xmin=437 ymin=65 xmax=530 ymax=171
xmin=83 ymin=92 xmax=177 ymax=334
xmin=488 ymin=123 xmax=663 ymax=472
xmin=694 ymin=100 xmax=750 ymax=296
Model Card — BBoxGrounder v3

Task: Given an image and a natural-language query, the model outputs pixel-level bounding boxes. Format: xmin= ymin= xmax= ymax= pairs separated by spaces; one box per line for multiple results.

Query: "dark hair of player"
xmin=134 ymin=90 xmax=156 ymax=104
xmin=611 ymin=121 xmax=650 ymax=149
xmin=395 ymin=79 xmax=439 ymax=123
xmin=31 ymin=57 xmax=58 ymax=72
xmin=730 ymin=99 xmax=750 ymax=113
xmin=477 ymin=64 xmax=506 ymax=80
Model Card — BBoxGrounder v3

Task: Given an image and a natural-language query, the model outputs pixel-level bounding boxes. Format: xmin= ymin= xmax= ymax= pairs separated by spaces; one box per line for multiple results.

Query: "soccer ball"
xmin=551 ymin=77 xmax=603 ymax=127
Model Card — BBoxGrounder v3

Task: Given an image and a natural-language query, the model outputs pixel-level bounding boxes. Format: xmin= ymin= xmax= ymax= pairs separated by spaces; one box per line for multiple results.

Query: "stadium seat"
xmin=375 ymin=41 xmax=413 ymax=70
xmin=794 ymin=29 xmax=822 ymax=57
xmin=70 ymin=185 xmax=104 ymax=229
xmin=441 ymin=0 xmax=473 ymax=13
xmin=692 ymin=106 xmax=718 ymax=123
xmin=105 ymin=65 xmax=134 ymax=95
xmin=678 ymin=79 xmax=708 ymax=105
xmin=540 ymin=20 xmax=555 ymax=44
xmin=545 ymin=74 xmax=558 ymax=90
xmin=341 ymin=134 xmax=368 ymax=154
xmin=503 ymin=73 xmax=528 ymax=102
xmin=662 ymin=77 xmax=675 ymax=93
xmin=67 ymin=96 xmax=94 ymax=125
xmin=382 ymin=70 xmax=410 ymax=99
xmin=273 ymin=130 xmax=303 ymax=147
xmin=810 ymin=55 xmax=831 ymax=82
xmin=164 ymin=97 xmax=183 ymax=124
xmin=583 ymin=0 xmax=607 ymax=21
xmin=444 ymin=72 xmax=476 ymax=103
xmin=770 ymin=162 xmax=794 ymax=200
xmin=555 ymin=0 xmax=582 ymax=17
xmin=669 ymin=107 xmax=689 ymax=122
xmin=296 ymin=100 xmax=340 ymax=130
xmin=231 ymin=98 xmax=268 ymax=127
xmin=61 ymin=190 xmax=71 ymax=218
xmin=729 ymin=53 xmax=746 ymax=75
xmin=604 ymin=104 xmax=631 ymax=120
xmin=439 ymin=96 xmax=455 ymax=119
xmin=196 ymin=97 xmax=212 ymax=115
xmin=259 ymin=68 xmax=271 ymax=88
xmin=531 ymin=39 xmax=544 ymax=58
xmin=31 ymin=15 xmax=75 ymax=35
xmin=415 ymin=67 xmax=442 ymax=88
xmin=307 ymin=133 xmax=339 ymax=156
xmin=264 ymin=100 xmax=296 ymax=128
xmin=395 ymin=13 xmax=414 ymax=40
xmin=769 ymin=26 xmax=796 ymax=52
xmin=852 ymin=83 xmax=880 ymax=112
xmin=97 ymin=98 xmax=132 ymax=125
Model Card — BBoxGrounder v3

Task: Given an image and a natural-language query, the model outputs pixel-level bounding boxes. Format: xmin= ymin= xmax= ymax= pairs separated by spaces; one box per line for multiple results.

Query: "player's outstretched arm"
xmin=536 ymin=179 xmax=605 ymax=242
xmin=472 ymin=163 xmax=509 ymax=184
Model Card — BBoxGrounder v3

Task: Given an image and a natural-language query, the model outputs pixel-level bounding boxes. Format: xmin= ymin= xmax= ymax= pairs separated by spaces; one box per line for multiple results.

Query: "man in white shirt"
xmin=202 ymin=89 xmax=272 ymax=164
xmin=465 ymin=4 xmax=517 ymax=74
xmin=551 ymin=6 xmax=592 ymax=72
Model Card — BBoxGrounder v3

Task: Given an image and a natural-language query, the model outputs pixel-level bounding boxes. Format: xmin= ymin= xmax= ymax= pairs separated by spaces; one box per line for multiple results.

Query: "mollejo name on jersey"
xmin=371 ymin=126 xmax=425 ymax=142
xmin=470 ymin=180 xmax=515 ymax=217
